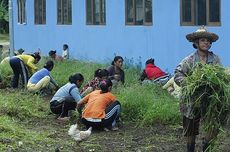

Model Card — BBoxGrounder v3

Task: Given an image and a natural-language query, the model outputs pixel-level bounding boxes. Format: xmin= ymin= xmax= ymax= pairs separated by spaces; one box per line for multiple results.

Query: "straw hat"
xmin=186 ymin=26 xmax=219 ymax=42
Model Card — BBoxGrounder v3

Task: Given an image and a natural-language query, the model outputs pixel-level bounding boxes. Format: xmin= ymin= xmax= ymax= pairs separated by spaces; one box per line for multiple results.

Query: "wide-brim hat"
xmin=186 ymin=26 xmax=219 ymax=42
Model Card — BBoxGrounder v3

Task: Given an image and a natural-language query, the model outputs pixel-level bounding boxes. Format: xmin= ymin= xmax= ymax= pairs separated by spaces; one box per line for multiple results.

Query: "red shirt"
xmin=145 ymin=63 xmax=166 ymax=80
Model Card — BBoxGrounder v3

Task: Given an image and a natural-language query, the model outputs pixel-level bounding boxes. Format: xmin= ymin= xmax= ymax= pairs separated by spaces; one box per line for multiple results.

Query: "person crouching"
xmin=50 ymin=73 xmax=84 ymax=121
xmin=27 ymin=60 xmax=59 ymax=94
xmin=77 ymin=79 xmax=121 ymax=130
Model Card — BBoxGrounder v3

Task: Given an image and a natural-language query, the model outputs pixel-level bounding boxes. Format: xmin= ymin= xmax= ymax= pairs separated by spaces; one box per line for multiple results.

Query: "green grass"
xmin=0 ymin=59 xmax=181 ymax=151
xmin=0 ymin=33 xmax=9 ymax=42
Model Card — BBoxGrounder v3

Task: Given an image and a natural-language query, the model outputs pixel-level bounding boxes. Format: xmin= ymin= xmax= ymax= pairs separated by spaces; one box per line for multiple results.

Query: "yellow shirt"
xmin=16 ymin=55 xmax=38 ymax=73
xmin=82 ymin=90 xmax=116 ymax=119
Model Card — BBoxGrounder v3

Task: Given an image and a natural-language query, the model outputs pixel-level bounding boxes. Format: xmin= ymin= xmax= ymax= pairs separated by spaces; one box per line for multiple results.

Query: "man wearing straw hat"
xmin=174 ymin=26 xmax=221 ymax=152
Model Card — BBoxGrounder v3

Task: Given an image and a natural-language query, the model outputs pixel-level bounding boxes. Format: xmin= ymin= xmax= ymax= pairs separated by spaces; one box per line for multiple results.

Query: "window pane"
xmin=35 ymin=0 xmax=46 ymax=24
xmin=67 ymin=0 xmax=72 ymax=24
xmin=209 ymin=0 xmax=220 ymax=22
xmin=101 ymin=0 xmax=106 ymax=24
xmin=182 ymin=0 xmax=192 ymax=22
xmin=126 ymin=0 xmax=134 ymax=23
xmin=57 ymin=0 xmax=62 ymax=24
xmin=57 ymin=0 xmax=71 ymax=24
xmin=43 ymin=0 xmax=46 ymax=24
xmin=86 ymin=0 xmax=92 ymax=24
xmin=145 ymin=0 xmax=152 ymax=23
xmin=63 ymin=1 xmax=68 ymax=23
xmin=196 ymin=0 xmax=206 ymax=25
xmin=136 ymin=0 xmax=144 ymax=25
xmin=94 ymin=0 xmax=100 ymax=24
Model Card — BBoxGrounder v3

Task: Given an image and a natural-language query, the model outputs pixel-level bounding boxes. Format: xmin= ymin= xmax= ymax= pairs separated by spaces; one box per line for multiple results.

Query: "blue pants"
xmin=9 ymin=57 xmax=28 ymax=88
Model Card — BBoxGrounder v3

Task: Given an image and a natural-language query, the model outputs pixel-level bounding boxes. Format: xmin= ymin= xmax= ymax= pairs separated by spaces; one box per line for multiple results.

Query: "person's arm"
xmin=120 ymin=70 xmax=125 ymax=84
xmin=77 ymin=94 xmax=90 ymax=106
xmin=214 ymin=55 xmax=222 ymax=66
xmin=70 ymin=87 xmax=82 ymax=102
xmin=174 ymin=58 xmax=191 ymax=87
xmin=107 ymin=65 xmax=115 ymax=79
xmin=162 ymin=77 xmax=174 ymax=89
xmin=26 ymin=57 xmax=38 ymax=73
xmin=49 ymin=75 xmax=59 ymax=88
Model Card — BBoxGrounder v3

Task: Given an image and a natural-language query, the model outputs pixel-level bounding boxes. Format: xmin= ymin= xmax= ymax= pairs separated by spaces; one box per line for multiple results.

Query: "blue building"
xmin=12 ymin=0 xmax=230 ymax=72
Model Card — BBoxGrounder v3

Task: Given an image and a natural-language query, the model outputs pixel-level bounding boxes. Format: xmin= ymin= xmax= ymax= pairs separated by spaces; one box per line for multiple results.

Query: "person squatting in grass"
xmin=77 ymin=79 xmax=121 ymax=131
xmin=48 ymin=50 xmax=63 ymax=62
xmin=80 ymin=68 xmax=109 ymax=97
xmin=27 ymin=60 xmax=59 ymax=94
xmin=9 ymin=52 xmax=41 ymax=88
xmin=140 ymin=58 xmax=171 ymax=85
xmin=50 ymin=73 xmax=84 ymax=121
xmin=107 ymin=56 xmax=125 ymax=86
xmin=174 ymin=26 xmax=222 ymax=152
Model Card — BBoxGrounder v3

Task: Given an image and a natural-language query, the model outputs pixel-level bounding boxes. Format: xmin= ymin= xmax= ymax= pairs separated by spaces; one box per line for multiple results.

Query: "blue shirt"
xmin=28 ymin=68 xmax=58 ymax=86
xmin=51 ymin=83 xmax=82 ymax=103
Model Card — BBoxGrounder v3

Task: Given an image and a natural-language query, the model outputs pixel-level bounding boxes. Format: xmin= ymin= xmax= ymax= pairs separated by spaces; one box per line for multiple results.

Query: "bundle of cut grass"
xmin=181 ymin=64 xmax=230 ymax=130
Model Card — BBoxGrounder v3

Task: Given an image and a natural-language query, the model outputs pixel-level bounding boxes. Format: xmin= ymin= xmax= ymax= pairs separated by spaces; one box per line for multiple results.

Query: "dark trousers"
xmin=82 ymin=101 xmax=121 ymax=129
xmin=50 ymin=97 xmax=77 ymax=117
xmin=9 ymin=57 xmax=28 ymax=88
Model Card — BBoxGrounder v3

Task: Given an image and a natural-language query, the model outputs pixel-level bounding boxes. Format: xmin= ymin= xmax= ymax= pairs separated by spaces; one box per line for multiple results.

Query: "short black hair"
xmin=99 ymin=79 xmax=113 ymax=93
xmin=49 ymin=50 xmax=56 ymax=56
xmin=31 ymin=52 xmax=41 ymax=62
xmin=111 ymin=56 xmax=124 ymax=65
xmin=69 ymin=73 xmax=84 ymax=85
xmin=145 ymin=58 xmax=154 ymax=65
xmin=44 ymin=60 xmax=54 ymax=71
xmin=94 ymin=69 xmax=109 ymax=78
xmin=63 ymin=44 xmax=69 ymax=49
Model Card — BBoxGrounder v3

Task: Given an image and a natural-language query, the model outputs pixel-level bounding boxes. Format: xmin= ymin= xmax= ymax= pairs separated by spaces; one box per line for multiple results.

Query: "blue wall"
xmin=13 ymin=0 xmax=230 ymax=73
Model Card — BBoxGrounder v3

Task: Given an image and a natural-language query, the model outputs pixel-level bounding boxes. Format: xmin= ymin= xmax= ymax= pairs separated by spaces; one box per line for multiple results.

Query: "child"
xmin=50 ymin=73 xmax=84 ymax=121
xmin=62 ymin=44 xmax=69 ymax=59
xmin=77 ymin=79 xmax=121 ymax=130
xmin=27 ymin=60 xmax=59 ymax=93
xmin=80 ymin=68 xmax=109 ymax=97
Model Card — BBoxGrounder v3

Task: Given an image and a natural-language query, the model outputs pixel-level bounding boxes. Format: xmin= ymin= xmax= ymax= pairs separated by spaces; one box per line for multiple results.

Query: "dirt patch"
xmin=12 ymin=115 xmax=230 ymax=152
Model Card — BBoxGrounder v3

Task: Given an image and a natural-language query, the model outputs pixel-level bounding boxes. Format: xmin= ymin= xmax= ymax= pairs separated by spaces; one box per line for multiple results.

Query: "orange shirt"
xmin=82 ymin=90 xmax=116 ymax=119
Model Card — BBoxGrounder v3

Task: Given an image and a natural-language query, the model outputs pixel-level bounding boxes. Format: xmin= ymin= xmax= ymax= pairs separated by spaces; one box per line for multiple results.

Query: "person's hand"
xmin=55 ymin=85 xmax=59 ymax=91
xmin=114 ymin=74 xmax=120 ymax=80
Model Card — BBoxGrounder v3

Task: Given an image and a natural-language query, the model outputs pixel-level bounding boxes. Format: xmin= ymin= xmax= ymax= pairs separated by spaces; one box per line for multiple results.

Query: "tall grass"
xmin=0 ymin=33 xmax=9 ymax=42
xmin=0 ymin=62 xmax=12 ymax=88
xmin=0 ymin=58 xmax=181 ymax=151
xmin=0 ymin=58 xmax=180 ymax=125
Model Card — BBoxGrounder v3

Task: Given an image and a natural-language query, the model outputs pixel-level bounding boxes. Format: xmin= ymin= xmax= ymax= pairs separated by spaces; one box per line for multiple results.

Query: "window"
xmin=181 ymin=0 xmax=221 ymax=26
xmin=17 ymin=0 xmax=26 ymax=24
xmin=34 ymin=0 xmax=46 ymax=24
xmin=86 ymin=0 xmax=106 ymax=25
xmin=57 ymin=0 xmax=72 ymax=25
xmin=125 ymin=0 xmax=152 ymax=25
